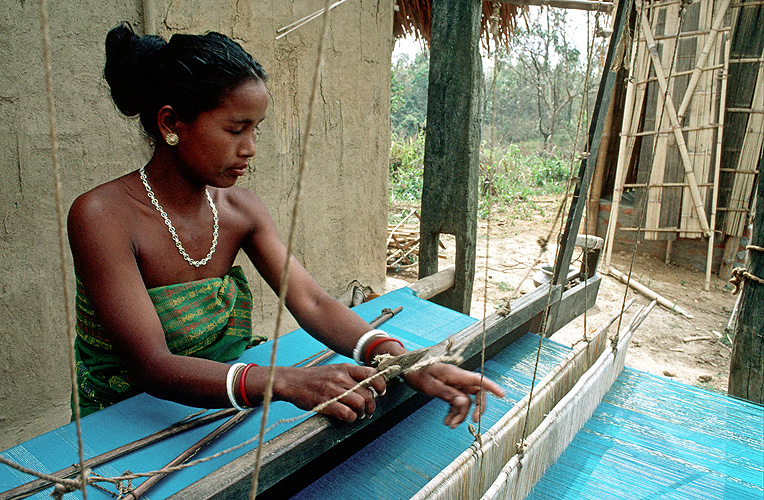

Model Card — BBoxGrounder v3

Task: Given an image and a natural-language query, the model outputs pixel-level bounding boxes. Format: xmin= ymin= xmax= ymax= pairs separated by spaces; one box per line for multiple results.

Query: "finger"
xmin=346 ymin=363 xmax=386 ymax=402
xmin=347 ymin=363 xmax=379 ymax=383
xmin=472 ymin=389 xmax=487 ymax=422
xmin=340 ymin=390 xmax=368 ymax=419
xmin=478 ymin=378 xmax=506 ymax=399
xmin=319 ymin=400 xmax=358 ymax=423
xmin=369 ymin=373 xmax=387 ymax=397
xmin=425 ymin=377 xmax=473 ymax=428
xmin=356 ymin=385 xmax=377 ymax=418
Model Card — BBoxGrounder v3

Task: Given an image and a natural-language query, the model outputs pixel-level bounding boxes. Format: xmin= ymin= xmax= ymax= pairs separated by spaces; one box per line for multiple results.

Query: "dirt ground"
xmin=387 ymin=198 xmax=738 ymax=394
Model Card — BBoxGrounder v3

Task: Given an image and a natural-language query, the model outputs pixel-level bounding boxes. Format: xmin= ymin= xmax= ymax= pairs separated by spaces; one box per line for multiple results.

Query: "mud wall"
xmin=0 ymin=0 xmax=393 ymax=449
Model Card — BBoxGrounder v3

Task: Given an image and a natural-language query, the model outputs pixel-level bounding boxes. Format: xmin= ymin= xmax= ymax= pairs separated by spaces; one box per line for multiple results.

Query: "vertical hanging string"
xmin=477 ymin=0 xmax=503 ymax=442
xmin=517 ymin=5 xmax=601 ymax=453
xmin=247 ymin=1 xmax=333 ymax=498
xmin=37 ymin=0 xmax=88 ymax=497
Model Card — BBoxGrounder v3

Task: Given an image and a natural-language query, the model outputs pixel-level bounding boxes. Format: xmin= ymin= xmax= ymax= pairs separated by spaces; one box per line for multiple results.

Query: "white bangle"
xmin=226 ymin=362 xmax=248 ymax=411
xmin=352 ymin=329 xmax=389 ymax=365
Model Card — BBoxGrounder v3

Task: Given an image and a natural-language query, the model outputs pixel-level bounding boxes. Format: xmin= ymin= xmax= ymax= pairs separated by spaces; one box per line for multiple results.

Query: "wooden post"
xmin=419 ymin=0 xmax=482 ymax=315
xmin=728 ymin=151 xmax=764 ymax=405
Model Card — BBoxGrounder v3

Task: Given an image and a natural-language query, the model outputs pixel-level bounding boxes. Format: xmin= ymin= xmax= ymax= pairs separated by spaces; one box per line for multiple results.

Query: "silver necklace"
xmin=139 ymin=166 xmax=219 ymax=267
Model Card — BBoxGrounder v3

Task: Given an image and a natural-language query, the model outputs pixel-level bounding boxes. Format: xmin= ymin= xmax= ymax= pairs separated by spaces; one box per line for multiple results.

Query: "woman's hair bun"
xmin=104 ymin=22 xmax=166 ymax=117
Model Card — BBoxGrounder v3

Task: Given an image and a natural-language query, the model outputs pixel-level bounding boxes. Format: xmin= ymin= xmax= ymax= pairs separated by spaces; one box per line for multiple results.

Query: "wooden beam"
xmin=728 ymin=148 xmax=764 ymax=405
xmin=498 ymin=0 xmax=614 ymax=12
xmin=419 ymin=0 xmax=482 ymax=315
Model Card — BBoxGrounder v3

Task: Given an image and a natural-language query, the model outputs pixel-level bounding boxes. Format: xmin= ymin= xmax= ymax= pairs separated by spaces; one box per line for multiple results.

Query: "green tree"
xmin=483 ymin=9 xmax=604 ymax=155
xmin=391 ymin=51 xmax=430 ymax=139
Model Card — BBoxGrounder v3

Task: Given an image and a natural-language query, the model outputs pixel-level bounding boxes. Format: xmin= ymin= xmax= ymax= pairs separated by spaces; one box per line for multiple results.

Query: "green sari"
xmin=73 ymin=266 xmax=267 ymax=417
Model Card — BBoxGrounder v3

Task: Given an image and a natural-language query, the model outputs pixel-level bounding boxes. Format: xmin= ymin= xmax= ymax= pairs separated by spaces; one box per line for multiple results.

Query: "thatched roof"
xmin=393 ymin=0 xmax=523 ymax=49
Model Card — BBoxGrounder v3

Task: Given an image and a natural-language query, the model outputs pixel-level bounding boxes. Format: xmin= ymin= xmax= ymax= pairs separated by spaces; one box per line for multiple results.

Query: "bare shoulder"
xmin=67 ymin=173 xmax=145 ymax=271
xmin=68 ymin=174 xmax=138 ymax=233
xmin=215 ymin=185 xmax=274 ymax=232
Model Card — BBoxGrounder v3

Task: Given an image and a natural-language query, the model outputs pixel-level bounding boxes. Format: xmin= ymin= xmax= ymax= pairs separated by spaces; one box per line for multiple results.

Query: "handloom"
xmin=0 ymin=286 xmax=476 ymax=499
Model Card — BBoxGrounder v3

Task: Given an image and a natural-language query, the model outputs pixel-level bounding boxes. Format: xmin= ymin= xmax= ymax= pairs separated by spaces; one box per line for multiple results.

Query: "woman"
xmin=68 ymin=23 xmax=504 ymax=427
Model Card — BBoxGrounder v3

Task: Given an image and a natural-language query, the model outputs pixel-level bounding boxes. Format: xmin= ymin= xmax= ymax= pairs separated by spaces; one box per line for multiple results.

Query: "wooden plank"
xmin=498 ymin=0 xmax=614 ymax=12
xmin=719 ymin=0 xmax=764 ymax=238
xmin=546 ymin=275 xmax=602 ymax=334
xmin=418 ymin=0 xmax=482 ymax=315
xmin=169 ymin=283 xmax=566 ymax=499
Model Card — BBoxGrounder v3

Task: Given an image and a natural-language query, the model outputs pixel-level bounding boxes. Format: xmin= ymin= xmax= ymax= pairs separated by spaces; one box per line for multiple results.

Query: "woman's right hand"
xmin=272 ymin=364 xmax=386 ymax=423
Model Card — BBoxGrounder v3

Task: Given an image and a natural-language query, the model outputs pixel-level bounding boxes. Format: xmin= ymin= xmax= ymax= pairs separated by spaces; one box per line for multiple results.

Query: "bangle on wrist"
xmin=226 ymin=362 xmax=248 ymax=411
xmin=364 ymin=337 xmax=404 ymax=366
xmin=238 ymin=363 xmax=257 ymax=407
xmin=352 ymin=329 xmax=389 ymax=364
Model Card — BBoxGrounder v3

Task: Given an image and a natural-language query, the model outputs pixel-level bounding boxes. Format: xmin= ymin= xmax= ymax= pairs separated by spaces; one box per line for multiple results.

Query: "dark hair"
xmin=104 ymin=22 xmax=267 ymax=140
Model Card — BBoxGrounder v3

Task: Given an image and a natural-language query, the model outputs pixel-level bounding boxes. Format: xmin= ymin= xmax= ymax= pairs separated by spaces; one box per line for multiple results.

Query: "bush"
xmin=389 ymin=137 xmax=571 ymax=218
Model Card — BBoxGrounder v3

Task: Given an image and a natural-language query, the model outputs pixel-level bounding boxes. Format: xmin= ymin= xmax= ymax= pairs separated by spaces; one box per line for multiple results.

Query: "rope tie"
xmin=50 ymin=470 xmax=90 ymax=500
xmin=729 ymin=245 xmax=764 ymax=294
xmin=729 ymin=267 xmax=764 ymax=294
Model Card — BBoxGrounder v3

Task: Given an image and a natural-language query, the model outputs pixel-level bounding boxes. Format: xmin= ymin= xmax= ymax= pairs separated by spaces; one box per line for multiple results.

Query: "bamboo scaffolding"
xmin=642 ymin=2 xmax=675 ymax=240
xmin=623 ymin=182 xmax=714 ymax=188
xmin=618 ymin=227 xmax=707 ymax=233
xmin=726 ymin=107 xmax=764 ymax=114
xmin=651 ymin=27 xmax=731 ymax=42
xmin=680 ymin=0 xmax=717 ymax=238
xmin=641 ymin=15 xmax=712 ymax=237
xmin=676 ymin=0 xmax=732 ymax=120
xmin=723 ymin=44 xmax=764 ymax=237
xmin=730 ymin=0 xmax=764 ymax=7
xmin=635 ymin=65 xmax=725 ymax=84
xmin=627 ymin=123 xmax=722 ymax=137
xmin=719 ymin=168 xmax=760 ymax=174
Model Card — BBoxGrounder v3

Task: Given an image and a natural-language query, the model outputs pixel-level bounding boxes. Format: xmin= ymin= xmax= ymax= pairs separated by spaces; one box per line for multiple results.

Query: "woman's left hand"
xmin=402 ymin=363 xmax=506 ymax=428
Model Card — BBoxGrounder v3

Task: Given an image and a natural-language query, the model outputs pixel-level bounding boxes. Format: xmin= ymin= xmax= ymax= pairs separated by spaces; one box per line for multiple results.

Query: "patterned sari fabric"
xmin=73 ymin=266 xmax=268 ymax=417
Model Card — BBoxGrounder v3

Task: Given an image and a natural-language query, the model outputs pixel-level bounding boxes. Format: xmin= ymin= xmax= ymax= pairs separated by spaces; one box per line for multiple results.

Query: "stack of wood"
xmin=387 ymin=221 xmax=421 ymax=269
xmin=387 ymin=210 xmax=448 ymax=269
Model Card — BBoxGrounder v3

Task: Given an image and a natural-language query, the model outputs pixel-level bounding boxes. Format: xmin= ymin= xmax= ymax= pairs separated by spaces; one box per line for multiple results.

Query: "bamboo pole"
xmin=588 ymin=84 xmax=617 ymax=237
xmin=641 ymin=17 xmax=712 ymax=237
xmin=603 ymin=10 xmax=642 ymax=272
xmin=706 ymin=38 xmax=731 ymax=290
xmin=608 ymin=267 xmax=694 ymax=318
xmin=676 ymin=0 xmax=732 ymax=121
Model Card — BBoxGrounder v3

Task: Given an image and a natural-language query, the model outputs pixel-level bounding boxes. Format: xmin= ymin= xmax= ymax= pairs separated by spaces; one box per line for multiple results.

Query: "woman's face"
xmin=174 ymin=78 xmax=268 ymax=188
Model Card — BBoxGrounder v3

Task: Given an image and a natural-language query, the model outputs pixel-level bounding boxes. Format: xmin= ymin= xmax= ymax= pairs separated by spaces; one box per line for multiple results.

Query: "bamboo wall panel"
xmin=719 ymin=0 xmax=764 ymax=237
xmin=622 ymin=0 xmax=733 ymax=241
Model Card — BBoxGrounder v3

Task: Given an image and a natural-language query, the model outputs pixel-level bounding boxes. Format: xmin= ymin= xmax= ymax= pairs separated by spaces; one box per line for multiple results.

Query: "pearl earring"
xmin=165 ymin=133 xmax=179 ymax=146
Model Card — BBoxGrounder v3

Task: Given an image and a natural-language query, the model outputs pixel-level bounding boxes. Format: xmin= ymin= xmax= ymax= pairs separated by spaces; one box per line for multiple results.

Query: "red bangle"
xmin=364 ymin=337 xmax=404 ymax=366
xmin=238 ymin=363 xmax=257 ymax=407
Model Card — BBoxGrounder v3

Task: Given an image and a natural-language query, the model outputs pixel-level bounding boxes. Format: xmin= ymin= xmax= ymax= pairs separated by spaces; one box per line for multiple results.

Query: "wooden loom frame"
xmin=163 ymin=0 xmax=633 ymax=497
